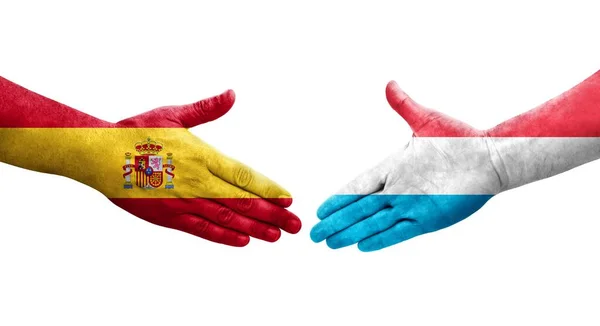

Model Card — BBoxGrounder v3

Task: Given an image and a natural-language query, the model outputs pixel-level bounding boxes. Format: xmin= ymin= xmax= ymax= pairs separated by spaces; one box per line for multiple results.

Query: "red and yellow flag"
xmin=0 ymin=77 xmax=300 ymax=246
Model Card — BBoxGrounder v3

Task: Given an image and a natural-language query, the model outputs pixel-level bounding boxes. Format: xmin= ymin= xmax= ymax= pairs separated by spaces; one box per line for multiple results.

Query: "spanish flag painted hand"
xmin=0 ymin=77 xmax=301 ymax=247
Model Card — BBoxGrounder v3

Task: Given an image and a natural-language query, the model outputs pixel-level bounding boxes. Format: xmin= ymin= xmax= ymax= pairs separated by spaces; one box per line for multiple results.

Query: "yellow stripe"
xmin=0 ymin=128 xmax=288 ymax=199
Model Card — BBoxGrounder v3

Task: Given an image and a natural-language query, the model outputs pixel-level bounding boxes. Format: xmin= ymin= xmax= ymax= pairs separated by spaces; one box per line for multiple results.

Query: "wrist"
xmin=484 ymin=128 xmax=546 ymax=191
xmin=483 ymin=129 xmax=600 ymax=191
xmin=0 ymin=127 xmax=111 ymax=185
xmin=483 ymin=130 xmax=511 ymax=193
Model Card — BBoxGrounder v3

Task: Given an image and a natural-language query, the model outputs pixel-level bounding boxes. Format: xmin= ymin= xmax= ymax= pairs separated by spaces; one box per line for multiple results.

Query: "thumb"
xmin=174 ymin=89 xmax=236 ymax=128
xmin=117 ymin=89 xmax=236 ymax=128
xmin=385 ymin=81 xmax=435 ymax=132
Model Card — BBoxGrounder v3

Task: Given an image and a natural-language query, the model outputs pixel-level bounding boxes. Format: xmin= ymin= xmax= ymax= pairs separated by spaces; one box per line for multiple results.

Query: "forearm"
xmin=0 ymin=76 xmax=112 ymax=177
xmin=486 ymin=71 xmax=600 ymax=191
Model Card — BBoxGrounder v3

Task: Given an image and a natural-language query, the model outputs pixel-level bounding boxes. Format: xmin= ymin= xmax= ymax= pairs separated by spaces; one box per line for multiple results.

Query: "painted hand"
xmin=310 ymin=81 xmax=504 ymax=251
xmin=106 ymin=91 xmax=302 ymax=246
xmin=0 ymin=77 xmax=300 ymax=247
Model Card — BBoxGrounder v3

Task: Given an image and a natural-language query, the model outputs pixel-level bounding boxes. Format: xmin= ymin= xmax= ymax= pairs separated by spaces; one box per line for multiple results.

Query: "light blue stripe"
xmin=312 ymin=194 xmax=493 ymax=251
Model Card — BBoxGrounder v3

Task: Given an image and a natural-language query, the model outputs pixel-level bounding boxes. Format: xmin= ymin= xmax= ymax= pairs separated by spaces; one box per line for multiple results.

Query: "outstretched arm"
xmin=311 ymin=70 xmax=600 ymax=252
xmin=486 ymin=71 xmax=600 ymax=190
xmin=0 ymin=76 xmax=114 ymax=128
xmin=0 ymin=76 xmax=301 ymax=247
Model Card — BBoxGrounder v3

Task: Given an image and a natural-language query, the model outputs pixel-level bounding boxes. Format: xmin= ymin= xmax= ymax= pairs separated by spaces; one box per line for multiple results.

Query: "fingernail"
xmin=326 ymin=237 xmax=343 ymax=250
xmin=285 ymin=219 xmax=302 ymax=234
xmin=357 ymin=241 xmax=375 ymax=252
xmin=265 ymin=228 xmax=281 ymax=242
xmin=310 ymin=226 xmax=324 ymax=243
xmin=277 ymin=195 xmax=293 ymax=207
xmin=236 ymin=235 xmax=250 ymax=246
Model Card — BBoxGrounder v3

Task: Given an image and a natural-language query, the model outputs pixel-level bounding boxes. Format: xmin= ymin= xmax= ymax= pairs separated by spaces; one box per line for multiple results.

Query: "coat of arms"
xmin=122 ymin=138 xmax=175 ymax=190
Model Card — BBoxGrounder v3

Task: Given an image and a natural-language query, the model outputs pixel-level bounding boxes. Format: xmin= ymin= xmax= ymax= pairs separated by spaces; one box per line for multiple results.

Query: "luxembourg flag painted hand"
xmin=311 ymin=73 xmax=600 ymax=252
xmin=310 ymin=82 xmax=500 ymax=251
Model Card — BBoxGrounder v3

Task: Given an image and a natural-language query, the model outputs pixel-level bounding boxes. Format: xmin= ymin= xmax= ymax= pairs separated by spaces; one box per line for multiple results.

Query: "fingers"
xmin=215 ymin=198 xmax=302 ymax=234
xmin=184 ymin=198 xmax=282 ymax=243
xmin=357 ymin=220 xmax=424 ymax=252
xmin=117 ymin=90 xmax=235 ymax=128
xmin=175 ymin=89 xmax=236 ymax=128
xmin=317 ymin=162 xmax=388 ymax=219
xmin=386 ymin=80 xmax=434 ymax=132
xmin=207 ymin=176 xmax=301 ymax=234
xmin=325 ymin=207 xmax=403 ymax=249
xmin=173 ymin=214 xmax=250 ymax=247
xmin=316 ymin=195 xmax=365 ymax=220
xmin=310 ymin=195 xmax=390 ymax=243
xmin=110 ymin=198 xmax=286 ymax=245
xmin=207 ymin=153 xmax=293 ymax=207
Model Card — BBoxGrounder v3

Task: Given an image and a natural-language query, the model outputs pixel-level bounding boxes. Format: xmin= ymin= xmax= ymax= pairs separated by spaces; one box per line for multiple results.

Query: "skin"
xmin=312 ymin=73 xmax=600 ymax=252
xmin=110 ymin=94 xmax=302 ymax=246
xmin=311 ymin=81 xmax=501 ymax=251
xmin=0 ymin=77 xmax=301 ymax=247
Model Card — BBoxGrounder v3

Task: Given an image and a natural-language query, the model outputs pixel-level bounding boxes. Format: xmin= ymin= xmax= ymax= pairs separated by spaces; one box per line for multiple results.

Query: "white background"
xmin=1 ymin=1 xmax=599 ymax=325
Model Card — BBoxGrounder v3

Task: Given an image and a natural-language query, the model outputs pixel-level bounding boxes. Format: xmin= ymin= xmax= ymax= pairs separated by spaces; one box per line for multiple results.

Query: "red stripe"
xmin=0 ymin=77 xmax=114 ymax=128
xmin=110 ymin=197 xmax=299 ymax=231
xmin=487 ymin=71 xmax=600 ymax=137
xmin=136 ymin=171 xmax=146 ymax=188
xmin=393 ymin=72 xmax=600 ymax=138
xmin=0 ymin=76 xmax=194 ymax=128
xmin=111 ymin=197 xmax=293 ymax=210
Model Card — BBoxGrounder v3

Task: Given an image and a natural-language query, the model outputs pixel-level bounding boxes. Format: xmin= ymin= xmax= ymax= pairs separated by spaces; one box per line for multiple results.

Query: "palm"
xmin=311 ymin=81 xmax=502 ymax=251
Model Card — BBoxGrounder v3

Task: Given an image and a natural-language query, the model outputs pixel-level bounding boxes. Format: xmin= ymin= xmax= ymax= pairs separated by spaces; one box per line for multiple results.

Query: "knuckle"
xmin=193 ymin=219 xmax=211 ymax=236
xmin=235 ymin=192 xmax=254 ymax=213
xmin=216 ymin=206 xmax=235 ymax=226
xmin=357 ymin=198 xmax=371 ymax=215
xmin=191 ymin=100 xmax=209 ymax=119
xmin=234 ymin=166 xmax=253 ymax=188
xmin=263 ymin=185 xmax=278 ymax=198
xmin=247 ymin=220 xmax=261 ymax=236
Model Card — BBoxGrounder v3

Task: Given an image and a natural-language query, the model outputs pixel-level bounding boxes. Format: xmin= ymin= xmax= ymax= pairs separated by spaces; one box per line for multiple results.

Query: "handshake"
xmin=1 ymin=73 xmax=599 ymax=252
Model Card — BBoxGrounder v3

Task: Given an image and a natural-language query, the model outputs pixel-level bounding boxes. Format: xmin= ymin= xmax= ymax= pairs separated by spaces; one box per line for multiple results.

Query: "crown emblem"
xmin=134 ymin=137 xmax=163 ymax=155
xmin=122 ymin=137 xmax=175 ymax=190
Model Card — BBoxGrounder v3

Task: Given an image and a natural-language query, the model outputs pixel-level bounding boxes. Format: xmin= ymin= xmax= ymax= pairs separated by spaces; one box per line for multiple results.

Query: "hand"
xmin=0 ymin=75 xmax=300 ymax=247
xmin=310 ymin=81 xmax=504 ymax=251
xmin=95 ymin=91 xmax=301 ymax=247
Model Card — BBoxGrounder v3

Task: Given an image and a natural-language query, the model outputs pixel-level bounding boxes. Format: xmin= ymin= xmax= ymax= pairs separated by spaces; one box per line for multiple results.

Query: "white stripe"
xmin=337 ymin=137 xmax=600 ymax=195
xmin=489 ymin=137 xmax=600 ymax=191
